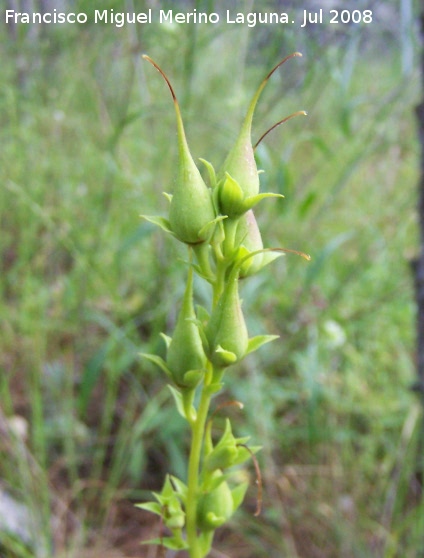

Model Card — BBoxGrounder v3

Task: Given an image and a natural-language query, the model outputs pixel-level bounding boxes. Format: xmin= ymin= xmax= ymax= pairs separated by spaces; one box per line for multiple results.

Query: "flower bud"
xmin=206 ymin=273 xmax=248 ymax=367
xmin=166 ymin=268 xmax=206 ymax=388
xmin=137 ymin=475 xmax=185 ymax=530
xmin=204 ymin=419 xmax=253 ymax=472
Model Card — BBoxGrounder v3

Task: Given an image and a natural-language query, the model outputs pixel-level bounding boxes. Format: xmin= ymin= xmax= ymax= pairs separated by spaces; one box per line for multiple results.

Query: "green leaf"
xmin=170 ymin=475 xmax=188 ymax=499
xmin=196 ymin=304 xmax=210 ymax=323
xmin=231 ymin=445 xmax=262 ymax=467
xmin=168 ymin=385 xmax=187 ymax=419
xmin=243 ymin=192 xmax=284 ymax=211
xmin=141 ymin=536 xmax=189 ymax=550
xmin=135 ymin=501 xmax=163 ymax=516
xmin=199 ymin=157 xmax=217 ymax=188
xmin=246 ymin=335 xmax=279 ymax=356
xmin=198 ymin=215 xmax=227 ymax=240
xmin=159 ymin=332 xmax=172 ymax=349
xmin=139 ymin=353 xmax=172 ymax=380
xmin=207 ymin=382 xmax=224 ymax=395
xmin=199 ymin=531 xmax=214 ymax=558
xmin=231 ymin=482 xmax=249 ymax=512
xmin=141 ymin=214 xmax=173 ymax=234
xmin=260 ymin=251 xmax=282 ymax=269
xmin=205 ymin=472 xmax=230 ymax=492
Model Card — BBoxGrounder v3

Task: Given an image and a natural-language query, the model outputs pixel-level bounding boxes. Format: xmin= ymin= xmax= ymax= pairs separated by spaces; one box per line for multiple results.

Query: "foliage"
xmin=138 ymin=53 xmax=309 ymax=557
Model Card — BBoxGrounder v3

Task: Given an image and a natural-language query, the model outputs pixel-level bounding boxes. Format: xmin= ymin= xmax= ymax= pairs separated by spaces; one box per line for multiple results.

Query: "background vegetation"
xmin=0 ymin=0 xmax=422 ymax=556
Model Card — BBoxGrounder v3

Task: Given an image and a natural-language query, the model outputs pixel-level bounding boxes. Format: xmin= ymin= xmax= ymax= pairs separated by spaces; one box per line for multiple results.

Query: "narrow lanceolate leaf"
xmin=231 ymin=445 xmax=262 ymax=467
xmin=140 ymin=215 xmax=173 ymax=234
xmin=170 ymin=475 xmax=188 ymax=499
xmin=246 ymin=335 xmax=280 ymax=356
xmin=135 ymin=501 xmax=163 ymax=515
xmin=168 ymin=385 xmax=186 ymax=419
xmin=141 ymin=537 xmax=189 ymax=550
xmin=231 ymin=482 xmax=249 ymax=513
xmin=199 ymin=158 xmax=217 ymax=189
xmin=168 ymin=384 xmax=197 ymax=424
xmin=159 ymin=332 xmax=172 ymax=349
xmin=243 ymin=192 xmax=284 ymax=212
xmin=140 ymin=353 xmax=173 ymax=380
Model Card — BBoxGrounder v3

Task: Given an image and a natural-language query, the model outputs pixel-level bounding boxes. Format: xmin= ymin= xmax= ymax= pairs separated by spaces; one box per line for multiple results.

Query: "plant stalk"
xmin=185 ymin=362 xmax=213 ymax=558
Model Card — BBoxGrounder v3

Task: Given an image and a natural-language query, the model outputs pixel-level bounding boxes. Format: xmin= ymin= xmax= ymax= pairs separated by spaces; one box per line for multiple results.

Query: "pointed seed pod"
xmin=218 ymin=53 xmax=302 ymax=217
xmin=143 ymin=56 xmax=216 ymax=244
xmin=166 ymin=267 xmax=206 ymax=388
xmin=197 ymin=472 xmax=234 ymax=531
xmin=235 ymin=210 xmax=281 ymax=277
xmin=206 ymin=271 xmax=248 ymax=367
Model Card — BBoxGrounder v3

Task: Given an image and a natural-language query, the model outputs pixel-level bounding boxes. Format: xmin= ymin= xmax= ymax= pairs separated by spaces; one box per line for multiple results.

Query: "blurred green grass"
xmin=0 ymin=2 xmax=422 ymax=556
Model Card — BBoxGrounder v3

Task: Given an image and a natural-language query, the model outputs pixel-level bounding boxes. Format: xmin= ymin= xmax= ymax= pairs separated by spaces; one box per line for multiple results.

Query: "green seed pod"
xmin=167 ymin=267 xmax=206 ymax=388
xmin=235 ymin=209 xmax=264 ymax=276
xmin=197 ymin=472 xmax=234 ymax=531
xmin=218 ymin=53 xmax=301 ymax=218
xmin=206 ymin=272 xmax=248 ymax=367
xmin=235 ymin=210 xmax=281 ymax=277
xmin=143 ymin=56 xmax=216 ymax=244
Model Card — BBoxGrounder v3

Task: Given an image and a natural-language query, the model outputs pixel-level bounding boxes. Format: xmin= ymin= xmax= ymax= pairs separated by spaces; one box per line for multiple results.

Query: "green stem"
xmin=213 ymin=258 xmax=226 ymax=307
xmin=186 ymin=363 xmax=214 ymax=558
xmin=223 ymin=217 xmax=238 ymax=258
xmin=193 ymin=242 xmax=214 ymax=283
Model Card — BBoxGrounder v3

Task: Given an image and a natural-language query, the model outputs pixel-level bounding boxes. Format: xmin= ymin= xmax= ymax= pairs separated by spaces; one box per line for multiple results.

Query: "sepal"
xmin=218 ymin=173 xmax=284 ymax=218
xmin=218 ymin=173 xmax=245 ymax=217
xmin=214 ymin=345 xmax=238 ymax=365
